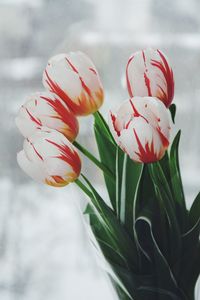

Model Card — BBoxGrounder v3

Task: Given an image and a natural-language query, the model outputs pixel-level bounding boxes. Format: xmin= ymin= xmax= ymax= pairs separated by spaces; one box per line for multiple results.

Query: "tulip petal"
xmin=43 ymin=52 xmax=104 ymax=116
xmin=16 ymin=92 xmax=79 ymax=141
xmin=17 ymin=128 xmax=81 ymax=187
xmin=109 ymin=97 xmax=171 ymax=163
xmin=126 ymin=48 xmax=174 ymax=107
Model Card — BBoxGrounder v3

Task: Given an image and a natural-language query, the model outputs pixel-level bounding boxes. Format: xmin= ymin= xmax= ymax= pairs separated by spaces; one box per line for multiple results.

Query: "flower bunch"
xmin=16 ymin=49 xmax=200 ymax=300
xmin=110 ymin=48 xmax=174 ymax=163
xmin=16 ymin=51 xmax=104 ymax=186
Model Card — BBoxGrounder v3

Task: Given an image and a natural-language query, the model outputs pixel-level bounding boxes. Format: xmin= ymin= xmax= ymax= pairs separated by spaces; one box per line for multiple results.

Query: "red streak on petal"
xmin=125 ymin=119 xmax=132 ymax=129
xmin=24 ymin=106 xmax=42 ymax=126
xmin=45 ymin=70 xmax=84 ymax=115
xmin=144 ymin=72 xmax=152 ymax=96
xmin=133 ymin=129 xmax=159 ymax=163
xmin=126 ymin=55 xmax=134 ymax=97
xmin=156 ymin=127 xmax=169 ymax=148
xmin=129 ymin=99 xmax=149 ymax=123
xmin=151 ymin=50 xmax=174 ymax=107
xmin=40 ymin=95 xmax=78 ymax=140
xmin=89 ymin=68 xmax=97 ymax=75
xmin=65 ymin=57 xmax=79 ymax=73
xmin=45 ymin=139 xmax=81 ymax=175
xmin=111 ymin=112 xmax=121 ymax=136
xmin=27 ymin=139 xmax=43 ymax=161
xmin=79 ymin=77 xmax=92 ymax=97
xmin=129 ymin=99 xmax=140 ymax=117
xmin=142 ymin=50 xmax=146 ymax=65
xmin=142 ymin=50 xmax=152 ymax=96
xmin=65 ymin=57 xmax=92 ymax=97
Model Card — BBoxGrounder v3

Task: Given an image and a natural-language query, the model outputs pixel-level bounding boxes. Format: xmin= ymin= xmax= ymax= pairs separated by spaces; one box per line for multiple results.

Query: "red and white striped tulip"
xmin=43 ymin=52 xmax=104 ymax=116
xmin=109 ymin=97 xmax=171 ymax=163
xmin=15 ymin=92 xmax=79 ymax=142
xmin=17 ymin=128 xmax=81 ymax=187
xmin=126 ymin=48 xmax=174 ymax=107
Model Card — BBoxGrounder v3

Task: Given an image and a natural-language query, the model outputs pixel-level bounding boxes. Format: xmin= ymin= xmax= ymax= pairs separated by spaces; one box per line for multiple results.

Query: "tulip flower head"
xmin=109 ymin=97 xmax=171 ymax=163
xmin=43 ymin=52 xmax=104 ymax=116
xmin=15 ymin=92 xmax=79 ymax=142
xmin=126 ymin=48 xmax=174 ymax=107
xmin=17 ymin=129 xmax=81 ymax=187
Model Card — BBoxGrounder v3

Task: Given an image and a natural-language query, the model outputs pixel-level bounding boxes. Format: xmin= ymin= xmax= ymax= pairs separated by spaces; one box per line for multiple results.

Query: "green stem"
xmin=75 ymin=178 xmax=93 ymax=199
xmin=73 ymin=140 xmax=115 ymax=182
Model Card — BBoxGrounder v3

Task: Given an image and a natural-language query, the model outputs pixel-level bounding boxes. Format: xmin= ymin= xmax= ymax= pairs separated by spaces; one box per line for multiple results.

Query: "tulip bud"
xmin=126 ymin=48 xmax=174 ymax=107
xmin=43 ymin=52 xmax=104 ymax=116
xmin=15 ymin=92 xmax=79 ymax=142
xmin=109 ymin=97 xmax=171 ymax=163
xmin=17 ymin=128 xmax=81 ymax=187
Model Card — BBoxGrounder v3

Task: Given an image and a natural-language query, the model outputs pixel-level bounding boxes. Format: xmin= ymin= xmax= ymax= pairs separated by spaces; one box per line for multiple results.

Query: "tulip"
xmin=15 ymin=92 xmax=79 ymax=142
xmin=109 ymin=97 xmax=171 ymax=163
xmin=126 ymin=48 xmax=174 ymax=107
xmin=17 ymin=128 xmax=81 ymax=187
xmin=43 ymin=52 xmax=104 ymax=116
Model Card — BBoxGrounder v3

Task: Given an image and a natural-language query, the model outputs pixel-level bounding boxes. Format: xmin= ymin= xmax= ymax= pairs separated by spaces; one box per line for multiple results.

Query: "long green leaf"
xmin=189 ymin=192 xmax=200 ymax=227
xmin=86 ymin=203 xmax=128 ymax=268
xmin=173 ymin=211 xmax=200 ymax=294
xmin=116 ymin=147 xmax=124 ymax=218
xmin=149 ymin=162 xmax=182 ymax=266
xmin=134 ymin=165 xmax=170 ymax=261
xmin=94 ymin=119 xmax=117 ymax=210
xmin=169 ymin=131 xmax=188 ymax=232
xmin=81 ymin=175 xmax=139 ymax=272
xmin=93 ymin=111 xmax=116 ymax=144
xmin=135 ymin=217 xmax=187 ymax=300
xmin=117 ymin=150 xmax=142 ymax=235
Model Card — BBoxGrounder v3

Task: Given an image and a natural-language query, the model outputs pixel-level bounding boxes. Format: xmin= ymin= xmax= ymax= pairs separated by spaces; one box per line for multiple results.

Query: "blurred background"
xmin=0 ymin=0 xmax=200 ymax=299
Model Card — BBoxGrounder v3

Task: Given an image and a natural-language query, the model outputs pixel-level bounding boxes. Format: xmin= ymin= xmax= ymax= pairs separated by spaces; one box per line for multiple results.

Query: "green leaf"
xmin=148 ymin=162 xmax=182 ymax=266
xmin=110 ymin=277 xmax=133 ymax=300
xmin=85 ymin=203 xmax=128 ymax=268
xmin=135 ymin=217 xmax=187 ymax=300
xmin=117 ymin=150 xmax=142 ymax=235
xmin=134 ymin=165 xmax=158 ymax=219
xmin=115 ymin=147 xmax=124 ymax=218
xmin=169 ymin=130 xmax=188 ymax=232
xmin=189 ymin=192 xmax=200 ymax=227
xmin=93 ymin=111 xmax=116 ymax=144
xmin=169 ymin=104 xmax=176 ymax=124
xmin=173 ymin=205 xmax=200 ymax=295
xmin=94 ymin=116 xmax=117 ymax=210
xmin=111 ymin=263 xmax=157 ymax=300
xmin=134 ymin=164 xmax=171 ymax=262
xmin=81 ymin=175 xmax=139 ymax=272
xmin=137 ymin=286 xmax=183 ymax=300
xmin=73 ymin=140 xmax=114 ymax=179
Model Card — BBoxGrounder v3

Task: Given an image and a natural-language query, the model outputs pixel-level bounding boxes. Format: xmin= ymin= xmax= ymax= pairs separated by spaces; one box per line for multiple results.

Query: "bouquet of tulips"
xmin=16 ymin=49 xmax=200 ymax=300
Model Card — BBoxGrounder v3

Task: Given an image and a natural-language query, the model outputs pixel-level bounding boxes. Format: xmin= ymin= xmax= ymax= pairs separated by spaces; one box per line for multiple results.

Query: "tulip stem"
xmin=73 ymin=140 xmax=115 ymax=181
xmin=75 ymin=178 xmax=93 ymax=199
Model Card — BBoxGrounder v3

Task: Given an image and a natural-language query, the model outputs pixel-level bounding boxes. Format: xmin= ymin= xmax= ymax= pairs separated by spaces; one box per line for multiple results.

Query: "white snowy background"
xmin=0 ymin=0 xmax=200 ymax=299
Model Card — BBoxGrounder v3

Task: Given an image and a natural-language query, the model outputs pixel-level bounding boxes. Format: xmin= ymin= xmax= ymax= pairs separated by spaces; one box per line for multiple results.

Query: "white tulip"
xmin=109 ymin=97 xmax=171 ymax=163
xmin=43 ymin=52 xmax=104 ymax=116
xmin=17 ymin=128 xmax=81 ymax=187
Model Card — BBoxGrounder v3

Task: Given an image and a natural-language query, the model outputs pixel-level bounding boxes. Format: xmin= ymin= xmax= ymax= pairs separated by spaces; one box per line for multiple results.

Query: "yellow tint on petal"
xmin=44 ymin=172 xmax=78 ymax=187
